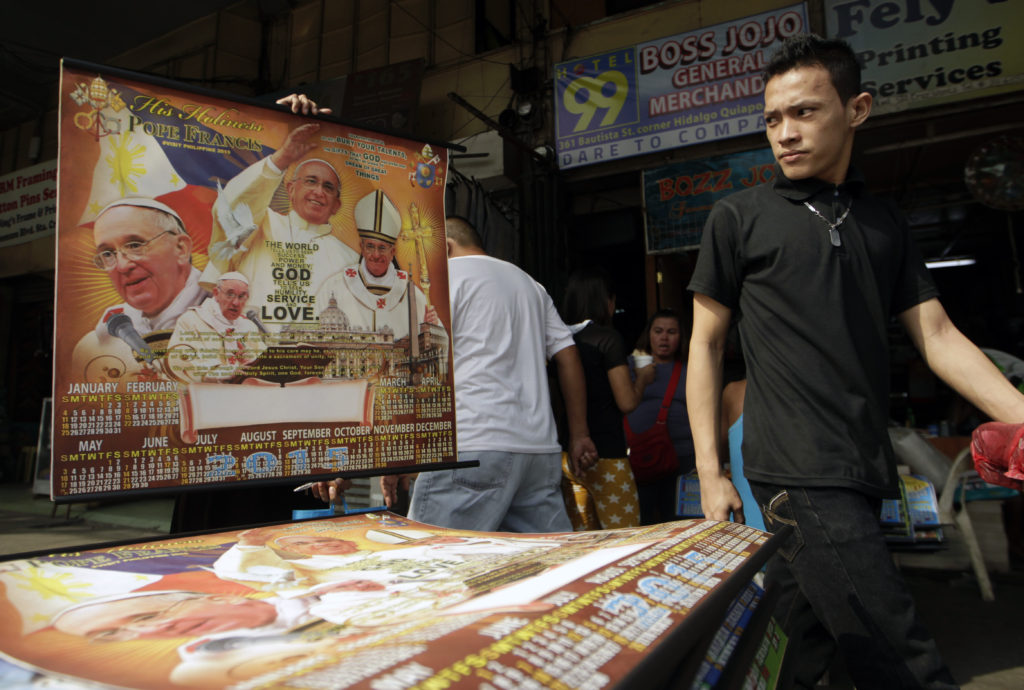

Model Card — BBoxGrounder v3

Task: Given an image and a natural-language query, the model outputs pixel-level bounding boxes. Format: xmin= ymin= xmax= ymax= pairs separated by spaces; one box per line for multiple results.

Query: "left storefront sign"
xmin=0 ymin=160 xmax=56 ymax=248
xmin=53 ymin=60 xmax=454 ymax=501
xmin=554 ymin=3 xmax=807 ymax=170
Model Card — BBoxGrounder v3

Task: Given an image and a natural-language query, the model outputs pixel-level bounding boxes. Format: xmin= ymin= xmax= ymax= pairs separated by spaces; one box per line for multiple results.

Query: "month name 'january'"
xmin=67 ymin=382 xmax=117 ymax=394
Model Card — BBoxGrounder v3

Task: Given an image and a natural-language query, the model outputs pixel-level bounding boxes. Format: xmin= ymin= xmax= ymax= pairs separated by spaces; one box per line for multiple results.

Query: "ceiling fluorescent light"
xmin=925 ymin=256 xmax=976 ymax=269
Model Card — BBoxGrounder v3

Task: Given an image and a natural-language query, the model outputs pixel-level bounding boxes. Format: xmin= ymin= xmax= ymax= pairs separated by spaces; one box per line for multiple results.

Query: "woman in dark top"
xmin=561 ymin=267 xmax=654 ymax=529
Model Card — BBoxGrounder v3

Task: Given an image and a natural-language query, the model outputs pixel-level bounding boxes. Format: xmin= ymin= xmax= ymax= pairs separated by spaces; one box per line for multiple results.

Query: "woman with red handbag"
xmin=559 ymin=267 xmax=655 ymax=530
xmin=625 ymin=309 xmax=696 ymax=524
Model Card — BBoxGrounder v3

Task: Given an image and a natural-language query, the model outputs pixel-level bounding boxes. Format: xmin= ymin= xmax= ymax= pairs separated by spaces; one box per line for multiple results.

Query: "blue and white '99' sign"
xmin=561 ymin=70 xmax=631 ymax=131
xmin=554 ymin=48 xmax=639 ymax=166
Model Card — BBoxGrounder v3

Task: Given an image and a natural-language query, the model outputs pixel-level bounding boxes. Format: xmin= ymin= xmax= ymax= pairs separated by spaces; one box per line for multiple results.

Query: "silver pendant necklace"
xmin=804 ymin=199 xmax=850 ymax=247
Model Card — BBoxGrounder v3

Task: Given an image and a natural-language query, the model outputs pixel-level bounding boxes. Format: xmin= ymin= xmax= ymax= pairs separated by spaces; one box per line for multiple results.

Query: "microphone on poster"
xmin=246 ymin=309 xmax=269 ymax=334
xmin=106 ymin=313 xmax=156 ymax=363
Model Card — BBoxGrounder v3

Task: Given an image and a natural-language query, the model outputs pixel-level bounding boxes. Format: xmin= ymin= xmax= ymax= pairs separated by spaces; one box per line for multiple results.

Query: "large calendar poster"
xmin=52 ymin=60 xmax=454 ymax=502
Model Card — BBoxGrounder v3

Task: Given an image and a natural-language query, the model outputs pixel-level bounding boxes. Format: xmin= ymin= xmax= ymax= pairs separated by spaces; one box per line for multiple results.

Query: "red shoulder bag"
xmin=623 ymin=361 xmax=682 ymax=484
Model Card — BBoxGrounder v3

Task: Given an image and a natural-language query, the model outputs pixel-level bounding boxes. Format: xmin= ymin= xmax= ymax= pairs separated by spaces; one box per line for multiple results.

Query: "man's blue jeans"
xmin=409 ymin=451 xmax=571 ymax=533
xmin=748 ymin=482 xmax=958 ymax=689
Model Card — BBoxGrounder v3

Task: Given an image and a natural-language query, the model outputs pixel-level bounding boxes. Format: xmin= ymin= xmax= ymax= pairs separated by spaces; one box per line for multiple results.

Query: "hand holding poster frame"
xmin=53 ymin=59 xmax=457 ymax=502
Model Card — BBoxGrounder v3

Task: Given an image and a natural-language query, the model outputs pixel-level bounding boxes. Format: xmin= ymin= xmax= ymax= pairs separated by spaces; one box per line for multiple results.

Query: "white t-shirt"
xmin=448 ymin=255 xmax=574 ymax=452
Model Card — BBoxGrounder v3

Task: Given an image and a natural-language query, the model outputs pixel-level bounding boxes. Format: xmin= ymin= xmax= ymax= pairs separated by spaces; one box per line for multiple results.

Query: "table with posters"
xmin=0 ymin=515 xmax=786 ymax=689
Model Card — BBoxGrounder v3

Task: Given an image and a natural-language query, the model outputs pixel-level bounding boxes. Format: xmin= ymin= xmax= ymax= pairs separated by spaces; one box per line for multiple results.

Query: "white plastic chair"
xmin=937 ymin=447 xmax=995 ymax=601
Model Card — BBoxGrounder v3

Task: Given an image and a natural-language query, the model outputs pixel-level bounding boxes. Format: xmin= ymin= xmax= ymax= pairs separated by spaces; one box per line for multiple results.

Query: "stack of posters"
xmin=880 ymin=474 xmax=944 ymax=547
xmin=0 ymin=514 xmax=775 ymax=689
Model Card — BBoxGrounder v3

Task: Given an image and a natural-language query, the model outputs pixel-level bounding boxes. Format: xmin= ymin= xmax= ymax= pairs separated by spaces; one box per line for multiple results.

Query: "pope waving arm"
xmin=207 ymin=123 xmax=328 ymax=272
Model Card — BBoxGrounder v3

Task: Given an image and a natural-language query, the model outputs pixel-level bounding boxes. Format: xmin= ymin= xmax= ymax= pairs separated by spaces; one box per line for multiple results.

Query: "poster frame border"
xmin=60 ymin=57 xmax=466 ymax=153
xmin=709 ymin=582 xmax=784 ymax=690
xmin=53 ymin=59 xmax=466 ymax=503
xmin=31 ymin=397 xmax=53 ymax=496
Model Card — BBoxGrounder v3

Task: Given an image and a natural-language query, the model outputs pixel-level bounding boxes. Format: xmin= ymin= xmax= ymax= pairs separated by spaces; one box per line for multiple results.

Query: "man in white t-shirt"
xmin=385 ymin=216 xmax=597 ymax=532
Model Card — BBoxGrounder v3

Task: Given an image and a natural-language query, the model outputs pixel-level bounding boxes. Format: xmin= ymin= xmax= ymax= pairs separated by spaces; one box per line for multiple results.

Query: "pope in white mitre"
xmin=315 ymin=190 xmax=439 ymax=340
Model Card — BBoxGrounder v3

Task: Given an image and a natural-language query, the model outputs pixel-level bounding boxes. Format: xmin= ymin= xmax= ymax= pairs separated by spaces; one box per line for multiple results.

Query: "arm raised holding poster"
xmin=276 ymin=92 xmax=332 ymax=116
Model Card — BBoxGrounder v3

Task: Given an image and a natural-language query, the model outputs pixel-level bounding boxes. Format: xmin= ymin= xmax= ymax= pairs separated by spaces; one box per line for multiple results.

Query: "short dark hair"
xmin=445 ymin=215 xmax=484 ymax=249
xmin=562 ymin=266 xmax=615 ymax=326
xmin=635 ymin=308 xmax=684 ymax=360
xmin=764 ymin=34 xmax=861 ymax=103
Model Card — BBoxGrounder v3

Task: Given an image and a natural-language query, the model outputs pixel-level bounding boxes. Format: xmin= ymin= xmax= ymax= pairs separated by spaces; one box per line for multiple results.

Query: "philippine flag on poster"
xmin=67 ymin=74 xmax=274 ymax=236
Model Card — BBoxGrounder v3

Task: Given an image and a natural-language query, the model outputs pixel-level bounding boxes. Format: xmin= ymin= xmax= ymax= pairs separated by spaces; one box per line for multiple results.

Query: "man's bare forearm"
xmin=687 ymin=339 xmax=725 ymax=478
xmin=902 ymin=299 xmax=1024 ymax=423
xmin=687 ymin=294 xmax=732 ymax=479
xmin=554 ymin=345 xmax=590 ymax=441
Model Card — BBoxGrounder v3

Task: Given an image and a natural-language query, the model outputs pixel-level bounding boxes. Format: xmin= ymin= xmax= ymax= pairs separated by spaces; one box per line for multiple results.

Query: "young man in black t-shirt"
xmin=687 ymin=34 xmax=1024 ymax=689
